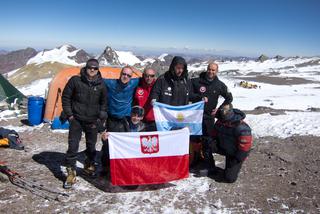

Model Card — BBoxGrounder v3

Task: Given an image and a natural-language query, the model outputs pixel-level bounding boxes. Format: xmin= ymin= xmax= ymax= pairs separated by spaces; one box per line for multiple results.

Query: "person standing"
xmin=134 ymin=67 xmax=157 ymax=131
xmin=192 ymin=62 xmax=233 ymax=172
xmin=62 ymin=58 xmax=107 ymax=189
xmin=150 ymin=56 xmax=198 ymax=106
xmin=101 ymin=66 xmax=139 ymax=175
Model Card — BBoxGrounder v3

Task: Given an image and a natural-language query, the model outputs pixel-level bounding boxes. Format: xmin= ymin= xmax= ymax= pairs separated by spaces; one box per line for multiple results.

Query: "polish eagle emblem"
xmin=140 ymin=134 xmax=159 ymax=154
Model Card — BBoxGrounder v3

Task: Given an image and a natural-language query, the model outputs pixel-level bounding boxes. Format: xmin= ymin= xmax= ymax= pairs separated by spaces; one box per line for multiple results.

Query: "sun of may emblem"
xmin=176 ymin=113 xmax=185 ymax=122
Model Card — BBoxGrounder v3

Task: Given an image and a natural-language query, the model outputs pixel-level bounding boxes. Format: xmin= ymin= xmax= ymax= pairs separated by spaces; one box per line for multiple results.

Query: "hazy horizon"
xmin=1 ymin=0 xmax=320 ymax=58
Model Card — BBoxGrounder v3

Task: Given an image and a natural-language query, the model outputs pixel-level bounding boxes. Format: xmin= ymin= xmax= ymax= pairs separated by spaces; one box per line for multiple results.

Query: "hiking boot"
xmin=83 ymin=160 xmax=96 ymax=177
xmin=63 ymin=167 xmax=76 ymax=189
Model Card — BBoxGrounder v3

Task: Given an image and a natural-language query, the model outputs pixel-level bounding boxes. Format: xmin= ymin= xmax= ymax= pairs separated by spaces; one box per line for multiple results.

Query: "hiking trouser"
xmin=224 ymin=156 xmax=243 ymax=183
xmin=101 ymin=117 xmax=128 ymax=171
xmin=211 ymin=142 xmax=243 ymax=183
xmin=201 ymin=118 xmax=216 ymax=169
xmin=202 ymin=117 xmax=215 ymax=136
xmin=65 ymin=119 xmax=98 ymax=169
xmin=144 ymin=121 xmax=157 ymax=131
xmin=202 ymin=136 xmax=215 ymax=170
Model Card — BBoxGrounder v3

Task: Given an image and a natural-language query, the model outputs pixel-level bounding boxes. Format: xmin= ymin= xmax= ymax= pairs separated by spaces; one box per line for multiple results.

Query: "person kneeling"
xmin=209 ymin=104 xmax=252 ymax=183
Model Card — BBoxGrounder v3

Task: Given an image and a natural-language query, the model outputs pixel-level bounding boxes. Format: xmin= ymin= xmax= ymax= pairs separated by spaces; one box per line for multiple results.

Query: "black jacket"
xmin=212 ymin=109 xmax=252 ymax=162
xmin=150 ymin=56 xmax=199 ymax=106
xmin=62 ymin=67 xmax=108 ymax=122
xmin=192 ymin=72 xmax=233 ymax=119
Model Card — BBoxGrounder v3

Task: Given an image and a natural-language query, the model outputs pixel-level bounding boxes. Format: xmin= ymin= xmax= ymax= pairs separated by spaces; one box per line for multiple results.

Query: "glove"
xmin=97 ymin=119 xmax=106 ymax=133
xmin=59 ymin=111 xmax=68 ymax=123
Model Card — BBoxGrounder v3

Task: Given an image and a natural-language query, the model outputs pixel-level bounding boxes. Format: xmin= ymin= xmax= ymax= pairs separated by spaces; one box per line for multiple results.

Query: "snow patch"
xmin=246 ymin=112 xmax=320 ymax=138
xmin=6 ymin=68 xmax=20 ymax=77
xmin=51 ymin=129 xmax=69 ymax=134
xmin=18 ymin=78 xmax=52 ymax=97
xmin=141 ymin=58 xmax=156 ymax=65
xmin=158 ymin=53 xmax=168 ymax=61
xmin=218 ymin=78 xmax=320 ymax=111
xmin=115 ymin=51 xmax=141 ymax=66
xmin=2 ymin=124 xmax=44 ymax=132
xmin=0 ymin=110 xmax=20 ymax=120
xmin=27 ymin=45 xmax=80 ymax=66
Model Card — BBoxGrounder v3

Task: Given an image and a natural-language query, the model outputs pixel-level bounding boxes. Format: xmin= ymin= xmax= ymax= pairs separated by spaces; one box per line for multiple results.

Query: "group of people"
xmin=61 ymin=56 xmax=253 ymax=189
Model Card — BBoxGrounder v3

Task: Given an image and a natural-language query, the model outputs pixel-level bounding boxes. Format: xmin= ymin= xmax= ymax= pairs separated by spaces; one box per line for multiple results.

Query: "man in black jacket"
xmin=210 ymin=104 xmax=252 ymax=183
xmin=150 ymin=56 xmax=198 ymax=106
xmin=192 ymin=62 xmax=233 ymax=172
xmin=62 ymin=58 xmax=107 ymax=189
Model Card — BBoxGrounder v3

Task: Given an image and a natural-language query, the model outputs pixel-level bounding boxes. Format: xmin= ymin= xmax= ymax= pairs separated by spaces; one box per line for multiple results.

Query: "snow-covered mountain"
xmin=98 ymin=46 xmax=142 ymax=66
xmin=98 ymin=46 xmax=121 ymax=66
xmin=140 ymin=57 xmax=156 ymax=65
xmin=158 ymin=53 xmax=168 ymax=61
xmin=2 ymin=44 xmax=320 ymax=139
xmin=188 ymin=56 xmax=320 ymax=75
xmin=3 ymin=43 xmax=320 ymax=93
xmin=27 ymin=45 xmax=92 ymax=66
xmin=115 ymin=50 xmax=141 ymax=66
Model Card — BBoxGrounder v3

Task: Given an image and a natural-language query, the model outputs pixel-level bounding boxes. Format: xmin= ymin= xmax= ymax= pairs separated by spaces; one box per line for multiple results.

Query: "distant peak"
xmin=103 ymin=46 xmax=115 ymax=52
xmin=57 ymin=44 xmax=78 ymax=52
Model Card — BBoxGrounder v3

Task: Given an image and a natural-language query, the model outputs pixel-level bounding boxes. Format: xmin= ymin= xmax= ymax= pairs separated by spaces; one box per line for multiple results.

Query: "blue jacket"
xmin=104 ymin=78 xmax=139 ymax=118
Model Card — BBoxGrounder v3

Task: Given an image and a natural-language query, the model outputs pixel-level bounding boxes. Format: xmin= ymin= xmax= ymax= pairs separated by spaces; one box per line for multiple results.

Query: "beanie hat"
xmin=86 ymin=58 xmax=99 ymax=69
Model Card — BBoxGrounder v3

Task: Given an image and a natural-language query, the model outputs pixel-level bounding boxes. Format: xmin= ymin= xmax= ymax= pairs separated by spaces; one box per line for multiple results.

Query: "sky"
xmin=1 ymin=0 xmax=320 ymax=57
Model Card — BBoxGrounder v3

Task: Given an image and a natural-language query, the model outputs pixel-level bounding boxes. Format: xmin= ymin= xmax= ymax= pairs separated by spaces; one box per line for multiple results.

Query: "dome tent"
xmin=0 ymin=74 xmax=25 ymax=105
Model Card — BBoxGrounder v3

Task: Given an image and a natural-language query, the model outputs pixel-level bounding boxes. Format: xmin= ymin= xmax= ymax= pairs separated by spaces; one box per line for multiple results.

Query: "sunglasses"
xmin=144 ymin=74 xmax=155 ymax=78
xmin=121 ymin=73 xmax=132 ymax=78
xmin=87 ymin=67 xmax=99 ymax=71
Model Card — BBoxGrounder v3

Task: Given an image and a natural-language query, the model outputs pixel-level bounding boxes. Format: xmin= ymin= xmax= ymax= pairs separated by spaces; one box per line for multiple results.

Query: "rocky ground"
xmin=0 ymin=116 xmax=319 ymax=213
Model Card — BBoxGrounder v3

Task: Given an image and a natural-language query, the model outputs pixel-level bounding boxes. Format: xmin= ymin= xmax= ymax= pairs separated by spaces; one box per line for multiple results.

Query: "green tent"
xmin=0 ymin=74 xmax=25 ymax=104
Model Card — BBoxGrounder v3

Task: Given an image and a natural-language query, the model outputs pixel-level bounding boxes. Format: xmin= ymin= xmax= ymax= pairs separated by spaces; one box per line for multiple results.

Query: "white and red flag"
xmin=108 ymin=128 xmax=190 ymax=186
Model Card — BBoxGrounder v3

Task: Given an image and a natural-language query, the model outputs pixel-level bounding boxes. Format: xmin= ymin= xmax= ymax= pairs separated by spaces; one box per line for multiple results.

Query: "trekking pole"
xmin=0 ymin=162 xmax=69 ymax=201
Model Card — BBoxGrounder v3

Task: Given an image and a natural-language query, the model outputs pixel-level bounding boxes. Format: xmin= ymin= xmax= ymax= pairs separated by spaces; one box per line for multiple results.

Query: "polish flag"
xmin=108 ymin=128 xmax=190 ymax=186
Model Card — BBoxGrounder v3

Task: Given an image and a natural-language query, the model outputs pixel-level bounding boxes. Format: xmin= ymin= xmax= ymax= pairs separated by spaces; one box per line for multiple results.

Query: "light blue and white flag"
xmin=153 ymin=101 xmax=204 ymax=135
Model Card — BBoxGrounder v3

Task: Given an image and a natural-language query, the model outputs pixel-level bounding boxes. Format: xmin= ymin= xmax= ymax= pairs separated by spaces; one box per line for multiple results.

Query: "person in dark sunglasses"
xmin=101 ymin=65 xmax=139 ymax=175
xmin=61 ymin=58 xmax=108 ymax=188
xmin=134 ymin=67 xmax=157 ymax=131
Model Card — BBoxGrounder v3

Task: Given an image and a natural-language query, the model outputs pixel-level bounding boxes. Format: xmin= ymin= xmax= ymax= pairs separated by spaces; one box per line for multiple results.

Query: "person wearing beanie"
xmin=61 ymin=58 xmax=108 ymax=189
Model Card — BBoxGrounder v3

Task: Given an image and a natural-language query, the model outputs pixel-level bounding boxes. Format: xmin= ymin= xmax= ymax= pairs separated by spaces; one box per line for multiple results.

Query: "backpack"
xmin=0 ymin=127 xmax=24 ymax=150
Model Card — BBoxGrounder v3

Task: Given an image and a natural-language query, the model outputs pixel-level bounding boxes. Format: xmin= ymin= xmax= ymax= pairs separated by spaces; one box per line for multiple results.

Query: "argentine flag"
xmin=153 ymin=101 xmax=204 ymax=135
